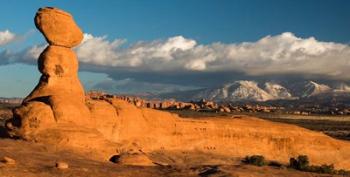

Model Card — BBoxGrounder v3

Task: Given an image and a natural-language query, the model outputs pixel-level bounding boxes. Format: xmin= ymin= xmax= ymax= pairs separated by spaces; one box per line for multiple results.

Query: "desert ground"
xmin=1 ymin=105 xmax=350 ymax=177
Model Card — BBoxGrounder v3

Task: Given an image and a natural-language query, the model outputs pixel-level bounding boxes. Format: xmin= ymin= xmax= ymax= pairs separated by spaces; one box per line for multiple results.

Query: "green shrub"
xmin=306 ymin=164 xmax=334 ymax=174
xmin=289 ymin=155 xmax=309 ymax=170
xmin=336 ymin=169 xmax=350 ymax=175
xmin=289 ymin=155 xmax=349 ymax=175
xmin=242 ymin=155 xmax=266 ymax=166
xmin=318 ymin=164 xmax=334 ymax=174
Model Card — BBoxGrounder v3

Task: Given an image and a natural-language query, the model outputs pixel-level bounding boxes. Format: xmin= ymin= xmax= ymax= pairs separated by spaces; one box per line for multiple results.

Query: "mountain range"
xmin=157 ymin=80 xmax=350 ymax=102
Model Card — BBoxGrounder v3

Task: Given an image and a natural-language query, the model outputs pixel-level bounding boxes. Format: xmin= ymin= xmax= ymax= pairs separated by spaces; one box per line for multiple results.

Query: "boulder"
xmin=35 ymin=7 xmax=83 ymax=47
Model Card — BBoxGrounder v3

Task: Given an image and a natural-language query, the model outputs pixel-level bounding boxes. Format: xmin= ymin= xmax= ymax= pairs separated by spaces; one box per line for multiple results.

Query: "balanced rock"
xmin=7 ymin=7 xmax=91 ymax=140
xmin=35 ymin=7 xmax=83 ymax=47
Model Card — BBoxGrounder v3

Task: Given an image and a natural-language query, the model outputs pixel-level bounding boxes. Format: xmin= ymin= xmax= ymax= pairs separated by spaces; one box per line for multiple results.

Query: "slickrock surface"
xmin=86 ymin=98 xmax=350 ymax=169
xmin=0 ymin=138 xmax=344 ymax=177
xmin=0 ymin=156 xmax=16 ymax=165
xmin=4 ymin=6 xmax=350 ymax=173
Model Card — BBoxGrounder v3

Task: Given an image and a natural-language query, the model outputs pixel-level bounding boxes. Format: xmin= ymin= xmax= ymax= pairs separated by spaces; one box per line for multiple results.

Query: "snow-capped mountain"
xmin=193 ymin=81 xmax=274 ymax=102
xmin=264 ymin=82 xmax=293 ymax=99
xmin=302 ymin=81 xmax=332 ymax=97
xmin=287 ymin=81 xmax=332 ymax=98
xmin=334 ymin=83 xmax=350 ymax=92
xmin=156 ymin=80 xmax=350 ymax=102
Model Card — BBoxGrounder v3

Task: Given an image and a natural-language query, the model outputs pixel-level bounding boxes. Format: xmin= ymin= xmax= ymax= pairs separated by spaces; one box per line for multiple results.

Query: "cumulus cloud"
xmin=2 ymin=32 xmax=350 ymax=80
xmin=75 ymin=32 xmax=350 ymax=79
xmin=0 ymin=44 xmax=46 ymax=65
xmin=76 ymin=34 xmax=197 ymax=70
xmin=0 ymin=30 xmax=16 ymax=45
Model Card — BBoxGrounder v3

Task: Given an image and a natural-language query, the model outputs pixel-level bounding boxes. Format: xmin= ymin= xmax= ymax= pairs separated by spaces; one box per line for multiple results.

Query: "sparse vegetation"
xmin=241 ymin=154 xmax=350 ymax=175
xmin=307 ymin=164 xmax=335 ymax=174
xmin=289 ymin=155 xmax=350 ymax=175
xmin=289 ymin=155 xmax=309 ymax=170
xmin=242 ymin=155 xmax=266 ymax=166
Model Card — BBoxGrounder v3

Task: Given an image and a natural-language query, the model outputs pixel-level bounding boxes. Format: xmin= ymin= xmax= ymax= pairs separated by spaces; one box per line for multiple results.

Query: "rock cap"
xmin=35 ymin=7 xmax=83 ymax=48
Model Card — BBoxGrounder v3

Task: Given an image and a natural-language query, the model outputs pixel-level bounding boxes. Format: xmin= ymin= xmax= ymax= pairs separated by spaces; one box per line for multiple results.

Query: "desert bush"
xmin=336 ymin=169 xmax=350 ymax=175
xmin=289 ymin=155 xmax=349 ymax=175
xmin=307 ymin=164 xmax=334 ymax=174
xmin=242 ymin=155 xmax=266 ymax=166
xmin=289 ymin=155 xmax=309 ymax=170
xmin=318 ymin=164 xmax=335 ymax=174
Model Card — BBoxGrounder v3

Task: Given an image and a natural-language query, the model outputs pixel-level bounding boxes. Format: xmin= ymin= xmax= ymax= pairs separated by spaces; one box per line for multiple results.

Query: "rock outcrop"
xmin=7 ymin=7 xmax=90 ymax=140
xmin=5 ymin=7 xmax=350 ymax=170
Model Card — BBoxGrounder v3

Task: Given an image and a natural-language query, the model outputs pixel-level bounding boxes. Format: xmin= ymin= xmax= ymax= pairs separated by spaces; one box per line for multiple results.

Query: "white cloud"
xmin=0 ymin=44 xmax=46 ymax=65
xmin=76 ymin=35 xmax=198 ymax=71
xmin=23 ymin=44 xmax=47 ymax=62
xmin=74 ymin=32 xmax=350 ymax=79
xmin=77 ymin=34 xmax=125 ymax=65
xmin=0 ymin=30 xmax=16 ymax=45
xmin=3 ymin=32 xmax=350 ymax=79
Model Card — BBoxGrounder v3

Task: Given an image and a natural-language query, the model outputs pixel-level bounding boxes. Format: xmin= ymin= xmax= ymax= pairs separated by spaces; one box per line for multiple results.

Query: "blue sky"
xmin=1 ymin=0 xmax=350 ymax=97
xmin=2 ymin=0 xmax=350 ymax=45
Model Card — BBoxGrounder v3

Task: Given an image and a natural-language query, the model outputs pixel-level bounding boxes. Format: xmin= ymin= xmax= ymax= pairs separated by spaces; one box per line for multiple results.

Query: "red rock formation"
xmin=5 ymin=7 xmax=350 ymax=169
xmin=8 ymin=7 xmax=91 ymax=139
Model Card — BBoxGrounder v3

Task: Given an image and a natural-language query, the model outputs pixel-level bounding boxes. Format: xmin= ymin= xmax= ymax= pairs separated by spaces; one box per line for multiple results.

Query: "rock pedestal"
xmin=7 ymin=7 xmax=90 ymax=139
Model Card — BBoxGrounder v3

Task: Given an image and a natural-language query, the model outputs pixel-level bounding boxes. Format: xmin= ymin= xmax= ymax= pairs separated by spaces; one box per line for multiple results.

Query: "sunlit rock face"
xmin=5 ymin=7 xmax=350 ymax=170
xmin=35 ymin=7 xmax=84 ymax=47
xmin=7 ymin=7 xmax=91 ymax=139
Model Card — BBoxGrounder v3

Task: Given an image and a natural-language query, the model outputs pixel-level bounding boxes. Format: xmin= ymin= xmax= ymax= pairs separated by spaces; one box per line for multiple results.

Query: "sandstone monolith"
xmin=7 ymin=7 xmax=90 ymax=140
